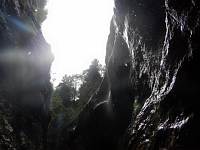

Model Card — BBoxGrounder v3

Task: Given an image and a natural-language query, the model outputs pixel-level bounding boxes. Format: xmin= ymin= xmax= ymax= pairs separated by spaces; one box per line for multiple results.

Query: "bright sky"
xmin=42 ymin=0 xmax=114 ymax=85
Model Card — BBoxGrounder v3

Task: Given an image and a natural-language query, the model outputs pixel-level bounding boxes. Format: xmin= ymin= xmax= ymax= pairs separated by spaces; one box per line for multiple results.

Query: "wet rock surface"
xmin=0 ymin=0 xmax=200 ymax=150
xmin=72 ymin=0 xmax=200 ymax=150
xmin=0 ymin=0 xmax=53 ymax=149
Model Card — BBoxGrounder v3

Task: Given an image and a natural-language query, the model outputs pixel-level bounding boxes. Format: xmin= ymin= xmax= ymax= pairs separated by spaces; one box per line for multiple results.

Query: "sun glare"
xmin=42 ymin=0 xmax=114 ymax=85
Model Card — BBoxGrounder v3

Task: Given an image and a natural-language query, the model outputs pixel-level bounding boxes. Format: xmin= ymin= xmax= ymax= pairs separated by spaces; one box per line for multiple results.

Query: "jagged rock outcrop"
xmin=0 ymin=0 xmax=53 ymax=149
xmin=126 ymin=0 xmax=200 ymax=149
xmin=72 ymin=0 xmax=200 ymax=150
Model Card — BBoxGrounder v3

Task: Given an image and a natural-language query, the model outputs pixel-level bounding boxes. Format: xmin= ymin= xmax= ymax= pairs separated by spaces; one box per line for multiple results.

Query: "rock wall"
xmin=1 ymin=0 xmax=200 ymax=150
xmin=125 ymin=0 xmax=200 ymax=149
xmin=73 ymin=0 xmax=200 ymax=150
xmin=0 ymin=0 xmax=53 ymax=149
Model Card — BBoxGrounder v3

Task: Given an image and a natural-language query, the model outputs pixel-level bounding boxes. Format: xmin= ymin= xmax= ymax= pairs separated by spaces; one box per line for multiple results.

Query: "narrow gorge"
xmin=0 ymin=0 xmax=200 ymax=150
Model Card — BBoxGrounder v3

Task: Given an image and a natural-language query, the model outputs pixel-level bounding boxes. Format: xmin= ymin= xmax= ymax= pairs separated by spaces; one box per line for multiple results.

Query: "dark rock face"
xmin=126 ymin=0 xmax=200 ymax=149
xmin=0 ymin=0 xmax=53 ymax=149
xmin=73 ymin=0 xmax=200 ymax=150
xmin=1 ymin=0 xmax=200 ymax=149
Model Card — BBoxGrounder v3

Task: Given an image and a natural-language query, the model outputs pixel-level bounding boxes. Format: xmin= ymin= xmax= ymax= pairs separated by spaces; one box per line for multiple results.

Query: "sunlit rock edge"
xmin=72 ymin=0 xmax=200 ymax=150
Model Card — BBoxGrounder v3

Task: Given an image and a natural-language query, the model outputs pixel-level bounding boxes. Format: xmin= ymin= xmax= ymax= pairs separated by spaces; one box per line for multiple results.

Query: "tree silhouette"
xmin=79 ymin=59 xmax=103 ymax=105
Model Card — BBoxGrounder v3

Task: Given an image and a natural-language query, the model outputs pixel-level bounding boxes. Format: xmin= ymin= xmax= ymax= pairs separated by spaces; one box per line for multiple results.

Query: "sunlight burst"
xmin=42 ymin=0 xmax=114 ymax=85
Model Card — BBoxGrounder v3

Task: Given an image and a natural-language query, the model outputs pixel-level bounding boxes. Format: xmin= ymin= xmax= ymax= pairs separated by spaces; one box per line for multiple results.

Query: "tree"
xmin=49 ymin=59 xmax=104 ymax=149
xmin=78 ymin=59 xmax=103 ymax=105
xmin=55 ymin=74 xmax=80 ymax=107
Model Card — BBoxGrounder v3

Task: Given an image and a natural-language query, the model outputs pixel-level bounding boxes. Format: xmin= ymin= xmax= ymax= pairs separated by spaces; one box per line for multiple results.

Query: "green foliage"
xmin=79 ymin=59 xmax=103 ymax=105
xmin=50 ymin=59 xmax=104 ymax=126
xmin=48 ymin=59 xmax=104 ymax=149
xmin=55 ymin=74 xmax=81 ymax=107
xmin=51 ymin=91 xmax=75 ymax=124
